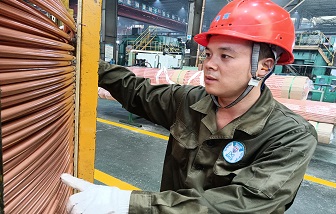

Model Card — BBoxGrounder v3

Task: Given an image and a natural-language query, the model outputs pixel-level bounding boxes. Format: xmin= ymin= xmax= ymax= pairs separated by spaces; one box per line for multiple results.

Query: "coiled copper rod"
xmin=28 ymin=0 xmax=77 ymax=33
xmin=1 ymin=1 xmax=77 ymax=213
xmin=0 ymin=66 xmax=75 ymax=84
xmin=0 ymin=45 xmax=75 ymax=61
xmin=1 ymin=73 xmax=74 ymax=97
xmin=2 ymin=99 xmax=73 ymax=149
xmin=0 ymin=15 xmax=61 ymax=41
xmin=0 ymin=26 xmax=74 ymax=51
xmin=0 ymin=2 xmax=71 ymax=41
xmin=1 ymin=79 xmax=74 ymax=108
xmin=1 ymin=96 xmax=74 ymax=137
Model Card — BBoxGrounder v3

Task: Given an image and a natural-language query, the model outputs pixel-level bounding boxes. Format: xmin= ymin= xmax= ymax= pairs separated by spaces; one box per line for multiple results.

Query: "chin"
xmin=205 ymin=87 xmax=219 ymax=96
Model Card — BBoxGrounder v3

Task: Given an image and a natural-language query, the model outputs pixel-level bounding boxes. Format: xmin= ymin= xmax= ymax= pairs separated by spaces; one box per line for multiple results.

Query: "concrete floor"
xmin=95 ymin=98 xmax=336 ymax=214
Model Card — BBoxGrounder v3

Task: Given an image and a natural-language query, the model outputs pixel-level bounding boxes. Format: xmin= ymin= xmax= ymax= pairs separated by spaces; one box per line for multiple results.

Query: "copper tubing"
xmin=1 ymin=86 xmax=74 ymax=122
xmin=0 ymin=2 xmax=71 ymax=41
xmin=3 ymin=117 xmax=73 ymax=205
xmin=43 ymin=183 xmax=67 ymax=213
xmin=16 ymin=160 xmax=70 ymax=214
xmin=0 ymin=26 xmax=74 ymax=51
xmin=55 ymin=0 xmax=76 ymax=24
xmin=4 ymin=126 xmax=69 ymax=197
xmin=4 ymin=119 xmax=71 ymax=197
xmin=3 ymin=111 xmax=72 ymax=165
xmin=1 ymin=95 xmax=74 ymax=137
xmin=53 ymin=0 xmax=76 ymax=24
xmin=28 ymin=0 xmax=77 ymax=33
xmin=1 ymin=0 xmax=76 ymax=212
xmin=48 ymin=184 xmax=71 ymax=214
xmin=0 ymin=66 xmax=75 ymax=84
xmin=0 ymin=58 xmax=72 ymax=70
xmin=0 ymin=15 xmax=61 ymax=41
xmin=2 ymin=101 xmax=72 ymax=149
xmin=1 ymin=79 xmax=74 ymax=108
xmin=3 ymin=118 xmax=73 ymax=186
xmin=0 ymin=73 xmax=74 ymax=97
xmin=2 ymin=0 xmax=59 ymax=28
xmin=5 ymin=146 xmax=70 ymax=213
xmin=0 ymin=45 xmax=75 ymax=61
xmin=275 ymin=97 xmax=336 ymax=124
xmin=5 ymin=118 xmax=73 ymax=213
xmin=21 ymin=153 xmax=71 ymax=214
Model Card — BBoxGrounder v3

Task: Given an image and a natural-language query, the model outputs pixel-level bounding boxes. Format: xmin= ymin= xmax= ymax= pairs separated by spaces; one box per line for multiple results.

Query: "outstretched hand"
xmin=61 ymin=173 xmax=132 ymax=214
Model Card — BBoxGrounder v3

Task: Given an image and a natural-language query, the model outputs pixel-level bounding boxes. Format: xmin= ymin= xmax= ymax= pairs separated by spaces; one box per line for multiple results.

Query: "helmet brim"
xmin=194 ymin=31 xmax=294 ymax=65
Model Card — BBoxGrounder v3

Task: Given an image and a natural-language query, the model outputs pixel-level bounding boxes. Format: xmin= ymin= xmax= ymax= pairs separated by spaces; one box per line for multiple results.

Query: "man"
xmin=61 ymin=0 xmax=318 ymax=213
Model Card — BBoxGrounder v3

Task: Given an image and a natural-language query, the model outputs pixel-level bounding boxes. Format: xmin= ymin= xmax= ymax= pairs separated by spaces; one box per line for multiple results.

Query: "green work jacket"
xmin=98 ymin=61 xmax=318 ymax=214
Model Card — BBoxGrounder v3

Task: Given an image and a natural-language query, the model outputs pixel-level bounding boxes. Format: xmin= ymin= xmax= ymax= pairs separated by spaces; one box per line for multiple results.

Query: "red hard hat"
xmin=194 ymin=0 xmax=295 ymax=65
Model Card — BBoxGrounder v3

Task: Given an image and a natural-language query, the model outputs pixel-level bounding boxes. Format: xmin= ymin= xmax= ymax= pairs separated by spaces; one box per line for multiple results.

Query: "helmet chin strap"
xmin=211 ymin=43 xmax=281 ymax=109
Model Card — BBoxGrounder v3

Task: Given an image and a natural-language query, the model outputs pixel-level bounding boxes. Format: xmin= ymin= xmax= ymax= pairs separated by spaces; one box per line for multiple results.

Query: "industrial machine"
xmin=274 ymin=30 xmax=336 ymax=103
xmin=117 ymin=27 xmax=184 ymax=69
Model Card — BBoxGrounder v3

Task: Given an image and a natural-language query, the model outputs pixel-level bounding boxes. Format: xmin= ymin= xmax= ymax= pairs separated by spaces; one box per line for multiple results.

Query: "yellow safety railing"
xmin=295 ymin=31 xmax=335 ymax=65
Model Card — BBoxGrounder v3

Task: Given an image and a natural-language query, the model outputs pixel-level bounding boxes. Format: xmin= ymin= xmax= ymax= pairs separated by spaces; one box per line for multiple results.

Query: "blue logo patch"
xmin=215 ymin=15 xmax=221 ymax=22
xmin=223 ymin=141 xmax=245 ymax=163
xmin=223 ymin=13 xmax=230 ymax=19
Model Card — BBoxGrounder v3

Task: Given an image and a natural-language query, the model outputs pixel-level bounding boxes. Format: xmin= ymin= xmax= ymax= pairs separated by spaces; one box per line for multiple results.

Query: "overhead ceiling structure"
xmin=69 ymin=0 xmax=336 ymax=34
xmin=139 ymin=0 xmax=336 ymax=34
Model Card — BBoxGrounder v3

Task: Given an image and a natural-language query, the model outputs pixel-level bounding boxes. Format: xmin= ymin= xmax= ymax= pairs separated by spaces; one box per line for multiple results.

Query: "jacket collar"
xmin=190 ymin=86 xmax=275 ymax=137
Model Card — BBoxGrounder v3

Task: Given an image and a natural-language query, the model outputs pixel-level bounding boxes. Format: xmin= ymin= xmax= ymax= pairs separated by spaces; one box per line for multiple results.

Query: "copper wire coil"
xmin=0 ymin=45 xmax=75 ymax=61
xmin=1 ymin=73 xmax=74 ymax=97
xmin=0 ymin=26 xmax=74 ymax=51
xmin=0 ymin=15 xmax=61 ymax=41
xmin=1 ymin=0 xmax=76 ymax=212
xmin=0 ymin=2 xmax=71 ymax=41
xmin=0 ymin=66 xmax=75 ymax=84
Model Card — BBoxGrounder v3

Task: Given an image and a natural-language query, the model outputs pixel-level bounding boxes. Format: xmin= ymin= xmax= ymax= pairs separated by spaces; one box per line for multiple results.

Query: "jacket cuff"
xmin=129 ymin=191 xmax=152 ymax=214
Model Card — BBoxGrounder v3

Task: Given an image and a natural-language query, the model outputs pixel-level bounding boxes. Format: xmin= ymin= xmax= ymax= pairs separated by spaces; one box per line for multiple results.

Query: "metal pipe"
xmin=288 ymin=0 xmax=306 ymax=13
xmin=283 ymin=0 xmax=295 ymax=9
xmin=195 ymin=0 xmax=206 ymax=67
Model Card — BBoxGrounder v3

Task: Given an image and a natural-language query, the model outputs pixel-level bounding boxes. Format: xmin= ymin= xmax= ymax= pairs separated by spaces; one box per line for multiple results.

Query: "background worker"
xmin=61 ymin=0 xmax=318 ymax=213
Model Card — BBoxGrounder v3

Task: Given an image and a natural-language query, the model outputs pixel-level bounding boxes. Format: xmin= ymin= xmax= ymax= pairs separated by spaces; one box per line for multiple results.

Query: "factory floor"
xmin=94 ymin=98 xmax=336 ymax=214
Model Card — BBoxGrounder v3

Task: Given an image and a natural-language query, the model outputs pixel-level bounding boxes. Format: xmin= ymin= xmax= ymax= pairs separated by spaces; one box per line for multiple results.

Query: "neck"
xmin=215 ymin=86 xmax=261 ymax=129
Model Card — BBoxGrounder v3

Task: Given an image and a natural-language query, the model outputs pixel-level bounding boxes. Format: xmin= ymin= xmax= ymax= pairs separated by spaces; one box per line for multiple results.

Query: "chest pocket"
xmin=170 ymin=120 xmax=198 ymax=167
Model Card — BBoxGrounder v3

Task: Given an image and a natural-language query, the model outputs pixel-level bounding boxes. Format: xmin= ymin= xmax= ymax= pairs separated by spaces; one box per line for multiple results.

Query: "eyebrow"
xmin=205 ymin=46 xmax=238 ymax=54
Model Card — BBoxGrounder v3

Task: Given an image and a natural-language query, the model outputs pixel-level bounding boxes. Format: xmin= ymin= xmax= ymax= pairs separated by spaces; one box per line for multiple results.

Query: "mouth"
xmin=204 ymin=75 xmax=217 ymax=82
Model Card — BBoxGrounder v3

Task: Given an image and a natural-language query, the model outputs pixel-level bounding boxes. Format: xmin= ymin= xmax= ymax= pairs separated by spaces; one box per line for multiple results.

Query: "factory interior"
xmin=0 ymin=0 xmax=336 ymax=213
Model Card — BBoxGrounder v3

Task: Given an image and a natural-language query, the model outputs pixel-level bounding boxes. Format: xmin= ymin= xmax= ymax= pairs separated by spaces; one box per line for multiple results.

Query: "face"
xmin=203 ymin=35 xmax=253 ymax=101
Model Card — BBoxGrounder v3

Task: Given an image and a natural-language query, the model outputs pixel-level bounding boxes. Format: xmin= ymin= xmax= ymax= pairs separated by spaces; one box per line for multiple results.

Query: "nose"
xmin=203 ymin=56 xmax=218 ymax=71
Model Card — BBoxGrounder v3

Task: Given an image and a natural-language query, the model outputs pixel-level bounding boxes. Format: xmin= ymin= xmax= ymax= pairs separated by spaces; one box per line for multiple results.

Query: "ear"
xmin=257 ymin=58 xmax=275 ymax=78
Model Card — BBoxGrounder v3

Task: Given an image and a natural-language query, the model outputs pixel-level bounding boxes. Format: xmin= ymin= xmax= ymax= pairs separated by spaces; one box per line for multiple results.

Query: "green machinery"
xmin=274 ymin=30 xmax=336 ymax=103
xmin=117 ymin=27 xmax=184 ymax=67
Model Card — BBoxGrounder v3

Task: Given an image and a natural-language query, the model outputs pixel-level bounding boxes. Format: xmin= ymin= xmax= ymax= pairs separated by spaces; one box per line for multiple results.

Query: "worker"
xmin=61 ymin=0 xmax=318 ymax=213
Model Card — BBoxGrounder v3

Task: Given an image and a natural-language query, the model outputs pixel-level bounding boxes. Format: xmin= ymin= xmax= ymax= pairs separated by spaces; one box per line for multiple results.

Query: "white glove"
xmin=61 ymin=173 xmax=132 ymax=214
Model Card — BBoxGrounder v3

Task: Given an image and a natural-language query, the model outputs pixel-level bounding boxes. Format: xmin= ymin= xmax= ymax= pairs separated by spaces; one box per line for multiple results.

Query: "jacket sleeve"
xmin=98 ymin=60 xmax=200 ymax=129
xmin=128 ymin=128 xmax=317 ymax=214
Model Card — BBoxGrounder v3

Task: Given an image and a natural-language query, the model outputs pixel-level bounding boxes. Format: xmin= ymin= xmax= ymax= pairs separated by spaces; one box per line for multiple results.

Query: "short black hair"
xmin=259 ymin=43 xmax=275 ymax=60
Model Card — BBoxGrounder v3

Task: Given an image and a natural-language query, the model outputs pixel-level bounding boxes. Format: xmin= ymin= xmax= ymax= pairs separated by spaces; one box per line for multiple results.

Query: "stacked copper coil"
xmin=265 ymin=75 xmax=313 ymax=100
xmin=276 ymin=98 xmax=336 ymax=144
xmin=98 ymin=66 xmax=335 ymax=144
xmin=128 ymin=67 xmax=203 ymax=85
xmin=0 ymin=0 xmax=76 ymax=213
xmin=125 ymin=67 xmax=313 ymax=101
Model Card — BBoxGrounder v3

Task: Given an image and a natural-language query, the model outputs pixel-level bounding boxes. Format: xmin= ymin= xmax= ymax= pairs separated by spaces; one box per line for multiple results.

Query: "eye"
xmin=205 ymin=52 xmax=211 ymax=58
xmin=221 ymin=54 xmax=230 ymax=59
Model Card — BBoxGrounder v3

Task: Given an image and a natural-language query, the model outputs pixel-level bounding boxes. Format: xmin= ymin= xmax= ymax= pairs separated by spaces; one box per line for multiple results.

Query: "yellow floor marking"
xmin=97 ymin=117 xmax=169 ymax=140
xmin=97 ymin=117 xmax=336 ymax=189
xmin=304 ymin=174 xmax=336 ymax=189
xmin=94 ymin=169 xmax=140 ymax=190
